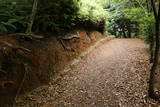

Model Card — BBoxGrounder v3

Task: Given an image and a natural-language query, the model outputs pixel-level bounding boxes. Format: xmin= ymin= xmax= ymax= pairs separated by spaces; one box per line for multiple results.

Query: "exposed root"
xmin=15 ymin=63 xmax=30 ymax=102
xmin=58 ymin=31 xmax=80 ymax=40
xmin=0 ymin=81 xmax=15 ymax=88
xmin=59 ymin=39 xmax=72 ymax=51
xmin=0 ymin=40 xmax=31 ymax=52
xmin=10 ymin=33 xmax=44 ymax=40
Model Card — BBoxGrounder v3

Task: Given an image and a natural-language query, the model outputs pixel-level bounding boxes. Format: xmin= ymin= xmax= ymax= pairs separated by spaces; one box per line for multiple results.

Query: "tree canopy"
xmin=0 ymin=0 xmax=156 ymax=40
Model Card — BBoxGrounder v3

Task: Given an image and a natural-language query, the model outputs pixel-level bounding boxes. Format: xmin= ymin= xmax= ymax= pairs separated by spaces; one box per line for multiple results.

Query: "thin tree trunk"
xmin=148 ymin=0 xmax=160 ymax=100
xmin=122 ymin=31 xmax=127 ymax=38
xmin=122 ymin=28 xmax=127 ymax=38
xmin=147 ymin=0 xmax=154 ymax=63
xmin=26 ymin=0 xmax=39 ymax=34
xmin=135 ymin=0 xmax=147 ymax=15
xmin=150 ymin=34 xmax=155 ymax=63
xmin=149 ymin=20 xmax=160 ymax=99
xmin=128 ymin=28 xmax=131 ymax=38
xmin=147 ymin=0 xmax=152 ymax=13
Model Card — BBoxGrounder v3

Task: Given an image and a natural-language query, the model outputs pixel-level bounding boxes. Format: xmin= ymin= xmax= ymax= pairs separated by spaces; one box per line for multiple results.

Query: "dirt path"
xmin=16 ymin=39 xmax=159 ymax=107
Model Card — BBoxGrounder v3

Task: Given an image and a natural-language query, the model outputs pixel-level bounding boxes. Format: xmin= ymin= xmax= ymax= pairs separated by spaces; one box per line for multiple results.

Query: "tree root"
xmin=58 ymin=31 xmax=80 ymax=51
xmin=0 ymin=40 xmax=31 ymax=52
xmin=59 ymin=39 xmax=72 ymax=51
xmin=0 ymin=69 xmax=6 ymax=74
xmin=0 ymin=81 xmax=15 ymax=88
xmin=149 ymin=91 xmax=160 ymax=102
xmin=15 ymin=63 xmax=30 ymax=102
xmin=58 ymin=31 xmax=80 ymax=40
xmin=10 ymin=33 xmax=44 ymax=40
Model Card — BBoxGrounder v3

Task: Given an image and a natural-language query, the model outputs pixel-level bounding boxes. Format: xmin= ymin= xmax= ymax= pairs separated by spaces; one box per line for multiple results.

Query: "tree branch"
xmin=134 ymin=0 xmax=147 ymax=15
xmin=0 ymin=40 xmax=31 ymax=52
xmin=151 ymin=0 xmax=158 ymax=19
xmin=158 ymin=1 xmax=160 ymax=19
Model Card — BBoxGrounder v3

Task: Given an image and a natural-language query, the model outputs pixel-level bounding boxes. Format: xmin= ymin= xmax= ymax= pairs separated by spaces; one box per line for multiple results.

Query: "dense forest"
xmin=0 ymin=0 xmax=160 ymax=106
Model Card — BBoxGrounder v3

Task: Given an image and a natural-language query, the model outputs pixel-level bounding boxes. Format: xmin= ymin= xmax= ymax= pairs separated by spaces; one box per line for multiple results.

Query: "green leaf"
xmin=11 ymin=2 xmax=16 ymax=5
xmin=7 ymin=19 xmax=19 ymax=24
xmin=0 ymin=24 xmax=7 ymax=33
xmin=1 ymin=22 xmax=16 ymax=30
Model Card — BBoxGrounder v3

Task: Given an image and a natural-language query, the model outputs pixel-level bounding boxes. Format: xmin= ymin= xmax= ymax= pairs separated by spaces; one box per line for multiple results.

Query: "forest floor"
xmin=15 ymin=39 xmax=160 ymax=107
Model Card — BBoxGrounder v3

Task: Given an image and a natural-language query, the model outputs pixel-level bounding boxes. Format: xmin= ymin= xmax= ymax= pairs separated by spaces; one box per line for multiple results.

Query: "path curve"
xmin=16 ymin=39 xmax=159 ymax=107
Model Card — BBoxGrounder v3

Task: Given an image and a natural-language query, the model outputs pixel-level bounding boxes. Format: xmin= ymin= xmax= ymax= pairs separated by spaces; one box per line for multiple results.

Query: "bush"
xmin=34 ymin=0 xmax=79 ymax=33
xmin=139 ymin=15 xmax=155 ymax=43
xmin=75 ymin=0 xmax=109 ymax=32
xmin=106 ymin=1 xmax=152 ymax=39
xmin=77 ymin=0 xmax=108 ymax=23
xmin=0 ymin=0 xmax=109 ymax=34
xmin=0 ymin=0 xmax=30 ymax=33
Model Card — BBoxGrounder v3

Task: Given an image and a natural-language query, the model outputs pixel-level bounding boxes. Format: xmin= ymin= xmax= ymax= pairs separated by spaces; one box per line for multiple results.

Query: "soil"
xmin=0 ymin=30 xmax=104 ymax=105
xmin=15 ymin=39 xmax=160 ymax=107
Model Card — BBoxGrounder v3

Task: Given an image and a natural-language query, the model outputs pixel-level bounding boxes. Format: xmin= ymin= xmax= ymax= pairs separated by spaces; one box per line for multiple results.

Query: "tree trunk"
xmin=149 ymin=20 xmax=160 ymax=99
xmin=147 ymin=0 xmax=152 ymax=13
xmin=147 ymin=0 xmax=154 ymax=63
xmin=127 ymin=28 xmax=131 ymax=38
xmin=26 ymin=0 xmax=39 ymax=34
xmin=122 ymin=28 xmax=127 ymax=38
xmin=150 ymin=34 xmax=155 ymax=63
xmin=148 ymin=0 xmax=160 ymax=100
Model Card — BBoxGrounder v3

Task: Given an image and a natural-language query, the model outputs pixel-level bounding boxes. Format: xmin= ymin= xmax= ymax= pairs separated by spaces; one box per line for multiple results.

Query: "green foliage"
xmin=0 ymin=0 xmax=109 ymax=34
xmin=0 ymin=17 xmax=29 ymax=33
xmin=106 ymin=1 xmax=137 ymax=37
xmin=0 ymin=0 xmax=30 ymax=33
xmin=77 ymin=0 xmax=109 ymax=23
xmin=124 ymin=7 xmax=145 ymax=21
xmin=34 ymin=0 xmax=79 ymax=33
xmin=106 ymin=0 xmax=155 ymax=41
xmin=139 ymin=15 xmax=155 ymax=43
xmin=35 ymin=0 xmax=109 ymax=33
xmin=0 ymin=0 xmax=155 ymax=40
